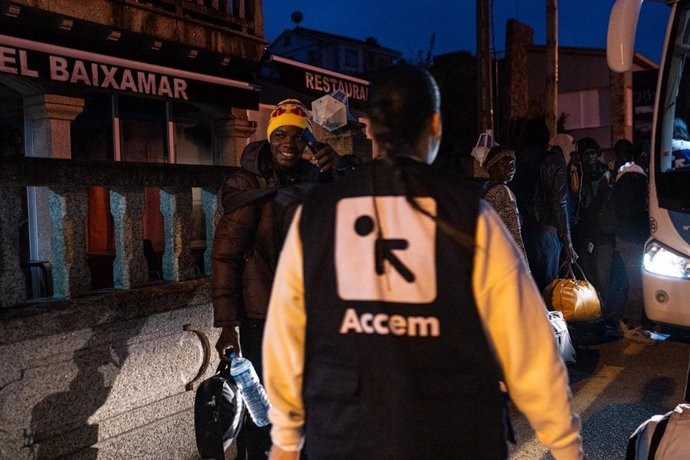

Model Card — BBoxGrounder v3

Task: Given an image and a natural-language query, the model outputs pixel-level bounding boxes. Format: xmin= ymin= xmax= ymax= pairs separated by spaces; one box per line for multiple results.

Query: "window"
xmin=0 ymin=85 xmax=24 ymax=157
xmin=170 ymin=101 xmax=216 ymax=272
xmin=344 ymin=48 xmax=360 ymax=69
xmin=560 ymin=89 xmax=611 ymax=130
xmin=118 ymin=95 xmax=168 ymax=163
xmin=308 ymin=49 xmax=318 ymax=64
xmin=171 ymin=101 xmax=214 ymax=166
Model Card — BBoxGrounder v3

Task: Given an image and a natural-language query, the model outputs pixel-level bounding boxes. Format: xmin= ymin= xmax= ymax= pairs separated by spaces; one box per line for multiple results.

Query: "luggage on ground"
xmin=547 ymin=311 xmax=577 ymax=364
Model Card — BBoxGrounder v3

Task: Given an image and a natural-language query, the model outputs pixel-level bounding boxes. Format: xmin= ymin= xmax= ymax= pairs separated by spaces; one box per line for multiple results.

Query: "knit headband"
xmin=484 ymin=149 xmax=515 ymax=172
xmin=266 ymin=99 xmax=311 ymax=139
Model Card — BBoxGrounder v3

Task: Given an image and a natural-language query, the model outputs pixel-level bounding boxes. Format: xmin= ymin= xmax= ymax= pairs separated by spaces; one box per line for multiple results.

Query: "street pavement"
xmin=508 ymin=326 xmax=690 ymax=460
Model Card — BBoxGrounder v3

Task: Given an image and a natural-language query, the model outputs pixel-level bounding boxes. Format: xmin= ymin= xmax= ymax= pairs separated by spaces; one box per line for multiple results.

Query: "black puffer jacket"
xmin=614 ymin=169 xmax=648 ymax=244
xmin=510 ymin=146 xmax=572 ymax=244
xmin=211 ymin=141 xmax=324 ymax=327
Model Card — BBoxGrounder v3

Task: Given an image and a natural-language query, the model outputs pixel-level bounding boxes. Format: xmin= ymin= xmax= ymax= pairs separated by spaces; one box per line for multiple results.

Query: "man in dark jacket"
xmin=211 ymin=98 xmax=339 ymax=459
xmin=614 ymin=145 xmax=650 ymax=333
xmin=510 ymin=118 xmax=577 ymax=290
xmin=569 ymin=138 xmax=616 ymax=317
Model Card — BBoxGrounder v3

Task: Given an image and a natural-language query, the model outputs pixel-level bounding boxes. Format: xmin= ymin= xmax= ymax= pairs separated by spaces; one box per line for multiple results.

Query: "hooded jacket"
xmin=614 ymin=161 xmax=648 ymax=244
xmin=211 ymin=140 xmax=323 ymax=327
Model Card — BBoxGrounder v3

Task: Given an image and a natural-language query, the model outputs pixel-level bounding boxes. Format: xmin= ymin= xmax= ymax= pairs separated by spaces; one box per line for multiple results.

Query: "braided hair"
xmin=366 ymin=65 xmax=473 ymax=250
xmin=367 ymin=65 xmax=440 ymax=160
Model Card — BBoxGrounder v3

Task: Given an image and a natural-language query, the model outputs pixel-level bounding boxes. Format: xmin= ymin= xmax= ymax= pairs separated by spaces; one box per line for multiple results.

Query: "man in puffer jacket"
xmin=211 ymin=99 xmax=340 ymax=459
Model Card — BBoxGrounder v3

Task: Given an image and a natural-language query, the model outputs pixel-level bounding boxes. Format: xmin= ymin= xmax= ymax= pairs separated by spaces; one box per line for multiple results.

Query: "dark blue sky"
xmin=263 ymin=1 xmax=670 ymax=64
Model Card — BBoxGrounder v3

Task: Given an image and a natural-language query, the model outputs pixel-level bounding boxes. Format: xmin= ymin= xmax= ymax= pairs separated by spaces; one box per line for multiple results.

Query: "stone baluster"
xmin=23 ymin=94 xmax=84 ymax=268
xmin=160 ymin=187 xmax=195 ymax=281
xmin=0 ymin=188 xmax=27 ymax=307
xmin=201 ymin=186 xmax=223 ymax=275
xmin=49 ymin=187 xmax=91 ymax=298
xmin=110 ymin=187 xmax=148 ymax=289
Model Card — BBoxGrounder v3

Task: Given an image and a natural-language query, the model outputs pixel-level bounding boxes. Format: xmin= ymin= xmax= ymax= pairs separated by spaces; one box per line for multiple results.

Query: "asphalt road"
xmin=508 ymin=326 xmax=690 ymax=460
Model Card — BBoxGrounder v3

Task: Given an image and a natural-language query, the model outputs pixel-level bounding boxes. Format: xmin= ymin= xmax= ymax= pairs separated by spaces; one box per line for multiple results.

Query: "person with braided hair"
xmin=262 ymin=65 xmax=585 ymax=460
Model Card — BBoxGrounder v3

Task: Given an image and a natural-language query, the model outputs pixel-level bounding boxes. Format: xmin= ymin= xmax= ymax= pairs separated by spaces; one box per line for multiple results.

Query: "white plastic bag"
xmin=548 ymin=311 xmax=576 ymax=364
xmin=311 ymin=90 xmax=351 ymax=132
xmin=471 ymin=129 xmax=496 ymax=166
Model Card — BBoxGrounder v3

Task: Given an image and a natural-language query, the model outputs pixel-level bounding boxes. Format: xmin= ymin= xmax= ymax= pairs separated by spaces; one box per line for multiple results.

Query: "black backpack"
xmin=194 ymin=361 xmax=245 ymax=459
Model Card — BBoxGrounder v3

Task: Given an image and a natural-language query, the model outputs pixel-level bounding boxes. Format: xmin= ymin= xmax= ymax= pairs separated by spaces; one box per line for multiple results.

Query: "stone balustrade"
xmin=0 ymin=156 xmax=234 ymax=305
xmin=0 ymin=156 xmax=234 ymax=458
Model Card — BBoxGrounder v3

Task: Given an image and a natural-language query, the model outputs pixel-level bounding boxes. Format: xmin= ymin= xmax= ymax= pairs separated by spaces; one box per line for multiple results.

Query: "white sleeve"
xmin=262 ymin=206 xmax=306 ymax=452
xmin=472 ymin=201 xmax=584 ymax=460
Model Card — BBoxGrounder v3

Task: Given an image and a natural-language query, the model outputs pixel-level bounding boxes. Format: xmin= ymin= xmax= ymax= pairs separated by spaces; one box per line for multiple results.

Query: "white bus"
xmin=609 ymin=0 xmax=690 ymax=327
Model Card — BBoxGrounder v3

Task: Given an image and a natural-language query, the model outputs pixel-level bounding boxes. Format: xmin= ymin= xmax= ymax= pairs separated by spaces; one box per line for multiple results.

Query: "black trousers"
xmin=236 ymin=318 xmax=271 ymax=460
xmin=523 ymin=223 xmax=561 ymax=291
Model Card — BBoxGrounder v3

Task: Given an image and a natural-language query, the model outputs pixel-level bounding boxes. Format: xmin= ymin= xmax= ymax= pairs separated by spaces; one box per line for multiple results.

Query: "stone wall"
xmin=0 ymin=279 xmax=219 ymax=459
xmin=10 ymin=0 xmax=266 ymax=59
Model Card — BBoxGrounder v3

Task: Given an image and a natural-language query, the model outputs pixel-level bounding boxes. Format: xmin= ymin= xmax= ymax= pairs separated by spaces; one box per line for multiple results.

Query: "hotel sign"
xmin=0 ymin=34 xmax=259 ymax=107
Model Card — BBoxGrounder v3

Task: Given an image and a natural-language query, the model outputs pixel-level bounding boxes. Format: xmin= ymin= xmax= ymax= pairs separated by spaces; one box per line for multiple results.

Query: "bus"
xmin=608 ymin=0 xmax=690 ymax=327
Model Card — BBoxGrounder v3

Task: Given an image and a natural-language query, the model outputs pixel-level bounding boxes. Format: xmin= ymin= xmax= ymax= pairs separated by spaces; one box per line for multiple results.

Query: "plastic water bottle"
xmin=229 ymin=355 xmax=271 ymax=427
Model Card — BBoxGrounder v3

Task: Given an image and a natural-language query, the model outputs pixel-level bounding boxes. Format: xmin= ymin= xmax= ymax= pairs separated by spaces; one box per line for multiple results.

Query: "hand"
xmin=268 ymin=445 xmax=299 ymax=460
xmin=565 ymin=243 xmax=578 ymax=264
xmin=215 ymin=326 xmax=240 ymax=361
xmin=310 ymin=142 xmax=339 ymax=172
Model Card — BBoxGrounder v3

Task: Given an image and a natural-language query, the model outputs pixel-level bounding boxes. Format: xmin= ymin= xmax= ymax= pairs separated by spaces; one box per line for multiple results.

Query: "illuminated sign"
xmin=270 ymin=54 xmax=369 ymax=105
xmin=0 ymin=34 xmax=259 ymax=106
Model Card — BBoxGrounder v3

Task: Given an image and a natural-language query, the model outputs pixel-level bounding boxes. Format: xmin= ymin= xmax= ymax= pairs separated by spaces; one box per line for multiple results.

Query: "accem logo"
xmin=339 ymin=308 xmax=440 ymax=337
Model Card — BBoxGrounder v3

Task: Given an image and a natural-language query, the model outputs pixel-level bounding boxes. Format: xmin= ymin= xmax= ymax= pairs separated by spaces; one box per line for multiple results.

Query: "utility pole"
xmin=546 ymin=0 xmax=558 ymax=137
xmin=476 ymin=0 xmax=493 ymax=133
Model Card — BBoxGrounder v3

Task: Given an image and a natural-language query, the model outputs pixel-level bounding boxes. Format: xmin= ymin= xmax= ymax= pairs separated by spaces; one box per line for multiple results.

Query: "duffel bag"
xmin=543 ymin=262 xmax=601 ymax=322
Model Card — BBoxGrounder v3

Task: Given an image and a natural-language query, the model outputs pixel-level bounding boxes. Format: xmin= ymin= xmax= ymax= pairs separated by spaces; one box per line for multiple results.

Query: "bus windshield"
xmin=657 ymin=0 xmax=690 ymax=212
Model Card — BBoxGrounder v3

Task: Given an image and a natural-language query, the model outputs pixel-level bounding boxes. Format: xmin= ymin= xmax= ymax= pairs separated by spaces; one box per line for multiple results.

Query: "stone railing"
xmin=0 ymin=156 xmax=237 ymax=307
xmin=0 ymin=156 xmax=238 ymax=459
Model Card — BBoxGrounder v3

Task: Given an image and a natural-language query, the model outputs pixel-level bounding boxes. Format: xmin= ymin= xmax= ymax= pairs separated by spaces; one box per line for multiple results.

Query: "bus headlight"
xmin=643 ymin=240 xmax=690 ymax=279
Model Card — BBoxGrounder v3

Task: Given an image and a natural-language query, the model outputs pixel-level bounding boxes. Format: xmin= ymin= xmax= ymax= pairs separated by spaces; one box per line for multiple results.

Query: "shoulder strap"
xmin=224 ymin=174 xmax=282 ymax=215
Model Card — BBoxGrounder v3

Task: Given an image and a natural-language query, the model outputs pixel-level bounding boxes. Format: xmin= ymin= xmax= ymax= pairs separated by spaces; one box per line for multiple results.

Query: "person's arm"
xmin=544 ymin=154 xmax=577 ymax=262
xmin=263 ymin=207 xmax=307 ymax=454
xmin=472 ymin=201 xmax=584 ymax=460
xmin=211 ymin=173 xmax=260 ymax=358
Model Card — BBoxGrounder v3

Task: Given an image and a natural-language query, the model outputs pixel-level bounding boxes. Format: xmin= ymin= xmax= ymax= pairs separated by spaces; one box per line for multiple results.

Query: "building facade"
xmin=0 ymin=1 xmax=265 ymax=458
xmin=501 ymin=19 xmax=658 ymax=151
xmin=267 ymin=26 xmax=401 ymax=77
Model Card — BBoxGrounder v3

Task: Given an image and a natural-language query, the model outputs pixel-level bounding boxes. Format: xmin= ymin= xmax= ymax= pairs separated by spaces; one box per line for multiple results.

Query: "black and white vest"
xmin=299 ymin=158 xmax=507 ymax=459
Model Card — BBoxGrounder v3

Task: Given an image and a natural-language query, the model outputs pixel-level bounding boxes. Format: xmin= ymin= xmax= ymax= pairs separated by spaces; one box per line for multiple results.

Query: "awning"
xmin=0 ymin=33 xmax=260 ymax=108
